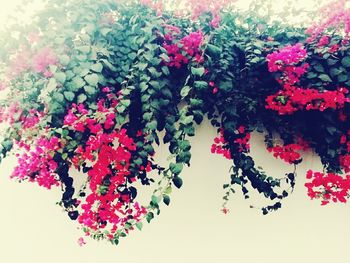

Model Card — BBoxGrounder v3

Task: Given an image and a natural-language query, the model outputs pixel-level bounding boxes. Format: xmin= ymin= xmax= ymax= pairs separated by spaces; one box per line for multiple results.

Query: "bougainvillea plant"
xmin=1 ymin=0 xmax=350 ymax=245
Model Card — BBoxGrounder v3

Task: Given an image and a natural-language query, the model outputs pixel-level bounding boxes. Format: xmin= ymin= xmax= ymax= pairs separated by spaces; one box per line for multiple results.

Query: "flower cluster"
xmin=32 ymin=47 xmax=58 ymax=77
xmin=8 ymin=47 xmax=57 ymax=78
xmin=0 ymin=102 xmax=22 ymax=125
xmin=306 ymin=0 xmax=350 ymax=42
xmin=20 ymin=109 xmax=44 ymax=129
xmin=234 ymin=126 xmax=251 ymax=153
xmin=266 ymin=41 xmax=350 ymax=115
xmin=188 ymin=0 xmax=233 ymax=28
xmin=211 ymin=129 xmax=231 ymax=159
xmin=266 ymin=86 xmax=349 ymax=115
xmin=11 ymin=136 xmax=61 ymax=189
xmin=63 ymin=95 xmax=151 ymax=240
xmin=211 ymin=126 xmax=250 ymax=158
xmin=305 ymin=170 xmax=350 ymax=205
xmin=267 ymin=143 xmax=304 ymax=164
xmin=163 ymin=30 xmax=204 ymax=68
xmin=266 ymin=43 xmax=309 ymax=85
xmin=339 ymin=131 xmax=350 ymax=173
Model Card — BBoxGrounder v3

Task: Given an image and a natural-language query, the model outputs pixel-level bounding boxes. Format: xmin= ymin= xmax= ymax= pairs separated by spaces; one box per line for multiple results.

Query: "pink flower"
xmin=0 ymin=82 xmax=7 ymax=91
xmin=329 ymin=44 xmax=340 ymax=53
xmin=78 ymin=237 xmax=86 ymax=246
xmin=32 ymin=47 xmax=57 ymax=74
xmin=317 ymin=35 xmax=330 ymax=47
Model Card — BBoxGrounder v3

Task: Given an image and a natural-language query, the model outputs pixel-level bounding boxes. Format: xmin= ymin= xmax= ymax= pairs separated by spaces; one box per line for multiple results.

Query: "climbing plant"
xmin=1 ymin=0 xmax=350 ymax=245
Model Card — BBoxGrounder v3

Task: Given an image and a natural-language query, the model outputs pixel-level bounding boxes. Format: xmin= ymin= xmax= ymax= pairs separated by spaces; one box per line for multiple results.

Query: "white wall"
xmin=1 ymin=122 xmax=349 ymax=263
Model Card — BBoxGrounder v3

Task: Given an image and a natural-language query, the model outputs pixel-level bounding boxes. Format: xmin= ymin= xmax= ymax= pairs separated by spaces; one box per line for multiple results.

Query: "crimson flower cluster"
xmin=267 ymin=143 xmax=304 ymax=164
xmin=63 ymin=95 xmax=151 ymax=241
xmin=266 ymin=86 xmax=349 ymax=115
xmin=20 ymin=109 xmax=44 ymax=130
xmin=211 ymin=129 xmax=231 ymax=159
xmin=162 ymin=27 xmax=204 ymax=68
xmin=339 ymin=130 xmax=350 ymax=173
xmin=305 ymin=170 xmax=350 ymax=205
xmin=211 ymin=126 xmax=250 ymax=159
xmin=265 ymin=42 xmax=350 ymax=115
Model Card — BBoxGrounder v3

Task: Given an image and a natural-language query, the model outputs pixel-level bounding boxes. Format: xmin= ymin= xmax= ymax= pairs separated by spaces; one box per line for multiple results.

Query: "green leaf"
xmin=140 ymin=82 xmax=149 ymax=92
xmin=128 ymin=52 xmax=137 ymax=60
xmin=91 ymin=63 xmax=103 ymax=73
xmin=318 ymin=74 xmax=332 ymax=82
xmin=191 ymin=67 xmax=205 ymax=77
xmin=170 ymin=162 xmax=183 ymax=175
xmin=330 ymin=67 xmax=343 ymax=77
xmin=53 ymin=92 xmax=64 ymax=103
xmin=313 ymin=63 xmax=324 ymax=73
xmin=148 ymin=67 xmax=162 ymax=78
xmin=173 ymin=176 xmax=183 ymax=189
xmin=64 ymin=91 xmax=75 ymax=101
xmin=1 ymin=139 xmax=13 ymax=152
xmin=71 ymin=76 xmax=85 ymax=90
xmin=163 ymin=195 xmax=170 ymax=206
xmin=178 ymin=140 xmax=191 ymax=151
xmin=180 ymin=86 xmax=191 ymax=97
xmin=341 ymin=57 xmax=350 ymax=68
xmin=338 ymin=74 xmax=348 ymax=82
xmin=147 ymin=120 xmax=157 ymax=130
xmin=84 ymin=86 xmax=96 ymax=95
xmin=101 ymin=27 xmax=112 ymax=36
xmin=181 ymin=115 xmax=194 ymax=125
xmin=143 ymin=112 xmax=152 ymax=121
xmin=161 ymin=66 xmax=170 ymax=76
xmin=77 ymin=94 xmax=87 ymax=103
xmin=164 ymin=185 xmax=172 ymax=195
xmin=120 ymin=99 xmax=131 ymax=107
xmin=54 ymin=72 xmax=66 ymax=84
xmin=306 ymin=72 xmax=317 ymax=79
xmin=146 ymin=212 xmax=154 ymax=223
xmin=327 ymin=58 xmax=338 ymax=66
xmin=116 ymin=104 xmax=126 ymax=113
xmin=206 ymin=44 xmax=222 ymax=57
xmin=161 ymin=88 xmax=172 ymax=99
xmin=326 ymin=126 xmax=337 ymax=135
xmin=250 ymin=57 xmax=260 ymax=64
xmin=194 ymin=81 xmax=208 ymax=90
xmin=151 ymin=195 xmax=161 ymax=206
xmin=135 ymin=222 xmax=143 ymax=231
xmin=59 ymin=55 xmax=70 ymax=66
xmin=190 ymin=98 xmax=203 ymax=107
xmin=47 ymin=78 xmax=57 ymax=91
xmin=176 ymin=151 xmax=191 ymax=164
xmin=220 ymin=81 xmax=233 ymax=92
xmin=84 ymin=74 xmax=99 ymax=86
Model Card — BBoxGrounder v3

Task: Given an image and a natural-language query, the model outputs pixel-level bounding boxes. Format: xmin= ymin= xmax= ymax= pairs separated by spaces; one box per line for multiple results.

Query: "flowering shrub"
xmin=1 ymin=0 xmax=350 ymax=246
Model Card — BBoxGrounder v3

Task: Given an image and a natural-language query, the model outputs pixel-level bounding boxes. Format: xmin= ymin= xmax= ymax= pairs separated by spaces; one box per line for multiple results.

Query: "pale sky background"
xmin=1 ymin=0 xmax=350 ymax=263
xmin=0 ymin=0 xmax=332 ymax=30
